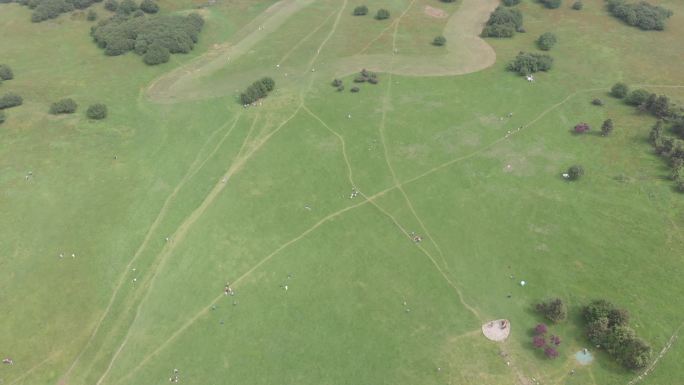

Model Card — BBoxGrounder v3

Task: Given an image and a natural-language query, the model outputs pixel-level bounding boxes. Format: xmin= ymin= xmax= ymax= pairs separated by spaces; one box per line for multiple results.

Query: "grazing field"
xmin=1 ymin=0 xmax=683 ymax=385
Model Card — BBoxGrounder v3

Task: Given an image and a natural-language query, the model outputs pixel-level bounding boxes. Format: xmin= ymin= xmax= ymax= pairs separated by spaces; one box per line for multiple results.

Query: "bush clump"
xmin=239 ymin=77 xmax=276 ymax=105
xmin=0 ymin=65 xmax=14 ymax=81
xmin=592 ymin=98 xmax=604 ymax=106
xmin=91 ymin=12 xmax=204 ymax=64
xmin=611 ymin=82 xmax=629 ymax=98
xmin=0 ymin=93 xmax=23 ymax=110
xmin=607 ymin=0 xmax=672 ymax=31
xmin=86 ymin=103 xmax=108 ymax=119
xmin=433 ymin=35 xmax=446 ymax=46
xmin=140 ymin=0 xmax=159 ymax=13
xmin=625 ymin=88 xmax=650 ymax=105
xmin=49 ymin=98 xmax=78 ymax=114
xmin=507 ymin=51 xmax=553 ymax=75
xmin=375 ymin=8 xmax=390 ymax=20
xmin=350 ymin=86 xmax=360 ymax=93
xmin=572 ymin=1 xmax=583 ymax=10
xmin=539 ymin=0 xmax=562 ymax=9
xmin=352 ymin=5 xmax=368 ymax=16
xmin=482 ymin=6 xmax=524 ymax=38
xmin=537 ymin=32 xmax=557 ymax=50
xmin=583 ymin=300 xmax=651 ymax=369
xmin=601 ymin=119 xmax=614 ymax=136
xmin=566 ymin=165 xmax=584 ymax=180
xmin=143 ymin=44 xmax=170 ymax=65
xmin=503 ymin=0 xmax=520 ymax=5
xmin=536 ymin=298 xmax=568 ymax=323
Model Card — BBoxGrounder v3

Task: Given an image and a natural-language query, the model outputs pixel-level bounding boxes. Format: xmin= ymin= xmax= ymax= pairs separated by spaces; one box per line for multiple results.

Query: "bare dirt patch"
xmin=482 ymin=319 xmax=510 ymax=342
xmin=424 ymin=5 xmax=448 ymax=19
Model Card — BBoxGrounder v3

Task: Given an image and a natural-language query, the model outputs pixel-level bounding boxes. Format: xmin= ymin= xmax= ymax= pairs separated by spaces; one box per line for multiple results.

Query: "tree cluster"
xmin=531 ymin=323 xmax=561 ymax=359
xmin=583 ymin=300 xmax=651 ymax=370
xmin=20 ymin=0 xmax=105 ymax=23
xmin=537 ymin=32 xmax=557 ymax=51
xmin=539 ymin=0 xmax=562 ymax=9
xmin=239 ymin=77 xmax=276 ymax=105
xmin=536 ymin=298 xmax=568 ymax=323
xmin=90 ymin=12 xmax=204 ymax=64
xmin=354 ymin=69 xmax=379 ymax=85
xmin=331 ymin=78 xmax=344 ymax=92
xmin=607 ymin=0 xmax=673 ymax=31
xmin=481 ymin=6 xmax=523 ymax=38
xmin=0 ymin=93 xmax=23 ymax=110
xmin=507 ymin=51 xmax=553 ymax=76
xmin=49 ymin=98 xmax=78 ymax=114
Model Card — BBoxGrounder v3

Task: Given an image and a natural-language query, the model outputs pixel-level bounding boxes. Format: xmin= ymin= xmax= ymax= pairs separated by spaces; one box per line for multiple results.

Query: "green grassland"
xmin=1 ymin=0 xmax=683 ymax=385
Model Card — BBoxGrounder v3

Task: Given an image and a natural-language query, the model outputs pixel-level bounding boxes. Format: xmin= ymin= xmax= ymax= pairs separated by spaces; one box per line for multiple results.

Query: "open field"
xmin=1 ymin=1 xmax=684 ymax=385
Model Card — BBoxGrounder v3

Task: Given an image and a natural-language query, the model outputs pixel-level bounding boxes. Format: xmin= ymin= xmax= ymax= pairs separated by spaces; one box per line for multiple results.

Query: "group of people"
xmin=2 ymin=358 xmax=14 ymax=365
xmin=169 ymin=368 xmax=180 ymax=383
xmin=224 ymin=282 xmax=234 ymax=296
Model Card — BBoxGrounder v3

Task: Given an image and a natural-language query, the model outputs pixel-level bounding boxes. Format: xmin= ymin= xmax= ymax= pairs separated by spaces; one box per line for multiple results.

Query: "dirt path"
xmin=626 ymin=321 xmax=684 ymax=385
xmin=146 ymin=0 xmax=499 ymax=103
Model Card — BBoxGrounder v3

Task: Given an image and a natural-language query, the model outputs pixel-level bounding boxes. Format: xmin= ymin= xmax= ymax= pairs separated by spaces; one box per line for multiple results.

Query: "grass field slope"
xmin=1 ymin=1 xmax=683 ymax=385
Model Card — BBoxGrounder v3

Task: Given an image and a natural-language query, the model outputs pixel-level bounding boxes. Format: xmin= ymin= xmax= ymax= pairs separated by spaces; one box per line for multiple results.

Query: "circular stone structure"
xmin=482 ymin=319 xmax=511 ymax=342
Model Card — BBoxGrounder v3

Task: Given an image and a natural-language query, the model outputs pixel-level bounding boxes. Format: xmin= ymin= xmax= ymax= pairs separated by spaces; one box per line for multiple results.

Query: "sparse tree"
xmin=433 ymin=35 xmax=446 ymax=46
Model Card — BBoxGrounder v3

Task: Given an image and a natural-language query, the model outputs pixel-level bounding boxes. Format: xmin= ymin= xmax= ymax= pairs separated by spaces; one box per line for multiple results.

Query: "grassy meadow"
xmin=0 ymin=0 xmax=683 ymax=385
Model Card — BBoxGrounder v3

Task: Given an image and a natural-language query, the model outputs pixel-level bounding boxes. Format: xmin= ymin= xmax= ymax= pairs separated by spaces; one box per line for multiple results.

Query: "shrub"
xmin=537 ymin=32 xmax=557 ymax=50
xmin=544 ymin=346 xmax=559 ymax=359
xmin=332 ymin=79 xmax=343 ymax=87
xmin=540 ymin=0 xmax=562 ymax=9
xmin=503 ymin=0 xmax=520 ymax=5
xmin=592 ymin=98 xmax=604 ymax=106
xmin=574 ymin=122 xmax=590 ymax=133
xmin=536 ymin=298 xmax=567 ymax=323
xmin=601 ymin=119 xmax=614 ymax=135
xmin=91 ymin=13 xmax=204 ymax=63
xmin=375 ymin=8 xmax=390 ymax=20
xmin=143 ymin=44 xmax=170 ymax=65
xmin=532 ymin=335 xmax=546 ymax=348
xmin=550 ymin=335 xmax=562 ymax=346
xmin=0 ymin=93 xmax=23 ymax=109
xmin=49 ymin=98 xmax=78 ymax=114
xmin=352 ymin=5 xmax=368 ymax=16
xmin=140 ymin=0 xmax=159 ymax=13
xmin=507 ymin=51 xmax=553 ymax=75
xmin=86 ymin=103 xmax=108 ymax=119
xmin=433 ymin=36 xmax=446 ymax=46
xmin=117 ymin=0 xmax=137 ymax=14
xmin=482 ymin=6 xmax=523 ymax=38
xmin=611 ymin=82 xmax=629 ymax=98
xmin=0 ymin=111 xmax=5 ymax=125
xmin=619 ymin=337 xmax=652 ymax=369
xmin=104 ymin=0 xmax=118 ymax=11
xmin=572 ymin=1 xmax=583 ymax=10
xmin=607 ymin=0 xmax=673 ymax=31
xmin=350 ymin=86 xmax=360 ymax=93
xmin=260 ymin=77 xmax=275 ymax=92
xmin=0 ymin=65 xmax=14 ymax=81
xmin=534 ymin=323 xmax=548 ymax=335
xmin=567 ymin=165 xmax=584 ymax=180
xmin=626 ymin=88 xmax=651 ymax=106
xmin=87 ymin=9 xmax=97 ymax=20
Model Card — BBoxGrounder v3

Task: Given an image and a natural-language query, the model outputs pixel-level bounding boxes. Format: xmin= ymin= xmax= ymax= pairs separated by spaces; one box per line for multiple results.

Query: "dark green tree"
xmin=260 ymin=77 xmax=275 ymax=92
xmin=375 ymin=8 xmax=390 ymax=20
xmin=0 ymin=93 xmax=23 ymax=109
xmin=49 ymin=98 xmax=78 ymax=114
xmin=507 ymin=51 xmax=553 ymax=75
xmin=537 ymin=32 xmax=557 ymax=50
xmin=0 ymin=65 xmax=14 ymax=80
xmin=611 ymin=82 xmax=629 ymax=98
xmin=540 ymin=0 xmax=562 ymax=9
xmin=572 ymin=1 xmax=583 ymax=10
xmin=601 ymin=119 xmax=614 ymax=136
xmin=104 ymin=0 xmax=118 ymax=11
xmin=86 ymin=103 xmax=108 ymax=119
xmin=567 ymin=165 xmax=584 ymax=180
xmin=352 ymin=5 xmax=368 ymax=15
xmin=536 ymin=298 xmax=568 ymax=323
xmin=626 ymin=89 xmax=651 ymax=105
xmin=140 ymin=0 xmax=159 ymax=13
xmin=482 ymin=6 xmax=523 ymax=38
xmin=143 ymin=44 xmax=170 ymax=65
xmin=433 ymin=36 xmax=446 ymax=46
